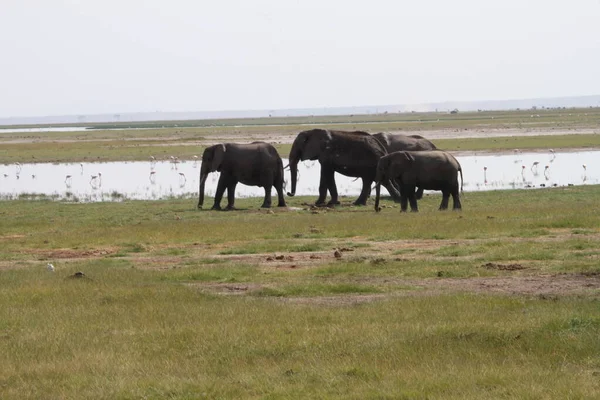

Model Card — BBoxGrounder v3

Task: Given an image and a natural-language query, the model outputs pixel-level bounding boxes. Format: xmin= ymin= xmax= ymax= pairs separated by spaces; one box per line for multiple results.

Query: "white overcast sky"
xmin=1 ymin=0 xmax=600 ymax=117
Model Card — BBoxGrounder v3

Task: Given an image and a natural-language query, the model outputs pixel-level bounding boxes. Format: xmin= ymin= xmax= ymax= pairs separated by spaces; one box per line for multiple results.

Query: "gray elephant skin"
xmin=373 ymin=132 xmax=437 ymax=152
xmin=373 ymin=132 xmax=437 ymax=199
xmin=287 ymin=129 xmax=402 ymax=206
xmin=198 ymin=142 xmax=286 ymax=210
xmin=374 ymin=150 xmax=463 ymax=212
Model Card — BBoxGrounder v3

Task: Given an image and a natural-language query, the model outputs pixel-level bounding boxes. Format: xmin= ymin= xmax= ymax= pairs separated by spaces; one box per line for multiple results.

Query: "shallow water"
xmin=0 ymin=151 xmax=597 ymax=202
xmin=0 ymin=127 xmax=90 ymax=134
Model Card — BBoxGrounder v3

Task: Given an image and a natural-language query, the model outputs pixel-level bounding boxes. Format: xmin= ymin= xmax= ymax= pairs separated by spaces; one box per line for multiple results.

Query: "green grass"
xmin=1 ymin=118 xmax=600 ymax=397
xmin=436 ymin=133 xmax=600 ymax=152
xmin=1 ymin=107 xmax=599 ymax=162
xmin=1 ymin=190 xmax=599 ymax=397
xmin=1 ymin=132 xmax=597 ymax=163
xmin=1 ymin=277 xmax=599 ymax=398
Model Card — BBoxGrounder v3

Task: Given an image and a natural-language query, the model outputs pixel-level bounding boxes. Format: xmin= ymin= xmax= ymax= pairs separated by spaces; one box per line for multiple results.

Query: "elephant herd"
xmin=197 ymin=129 xmax=463 ymax=212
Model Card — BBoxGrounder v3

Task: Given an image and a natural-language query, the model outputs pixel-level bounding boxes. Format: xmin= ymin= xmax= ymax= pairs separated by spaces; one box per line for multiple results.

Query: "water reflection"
xmin=0 ymin=150 xmax=597 ymax=202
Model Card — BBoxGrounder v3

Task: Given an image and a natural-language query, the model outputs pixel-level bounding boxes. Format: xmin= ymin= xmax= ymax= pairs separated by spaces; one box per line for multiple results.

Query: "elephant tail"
xmin=459 ymin=166 xmax=464 ymax=195
xmin=277 ymin=157 xmax=285 ymax=182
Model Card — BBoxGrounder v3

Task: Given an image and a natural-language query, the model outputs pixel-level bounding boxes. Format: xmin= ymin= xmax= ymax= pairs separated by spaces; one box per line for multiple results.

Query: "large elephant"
xmin=373 ymin=132 xmax=437 ymax=199
xmin=198 ymin=142 xmax=286 ymax=210
xmin=374 ymin=150 xmax=463 ymax=212
xmin=287 ymin=129 xmax=401 ymax=206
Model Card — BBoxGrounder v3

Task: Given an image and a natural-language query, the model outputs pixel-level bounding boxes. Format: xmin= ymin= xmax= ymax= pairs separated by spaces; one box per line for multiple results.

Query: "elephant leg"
xmin=354 ymin=177 xmax=370 ymax=206
xmin=273 ymin=177 xmax=286 ymax=207
xmin=415 ymin=187 xmax=425 ymax=200
xmin=261 ymin=184 xmax=272 ymax=208
xmin=407 ymin=187 xmax=419 ymax=212
xmin=212 ymin=175 xmax=228 ymax=210
xmin=225 ymin=181 xmax=237 ymax=210
xmin=439 ymin=191 xmax=450 ymax=210
xmin=400 ymin=195 xmax=408 ymax=212
xmin=326 ymin=170 xmax=340 ymax=206
xmin=316 ymin=168 xmax=330 ymax=206
xmin=451 ymin=187 xmax=462 ymax=210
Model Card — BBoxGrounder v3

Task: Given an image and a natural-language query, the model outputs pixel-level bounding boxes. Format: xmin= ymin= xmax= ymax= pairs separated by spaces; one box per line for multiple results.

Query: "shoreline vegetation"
xmin=1 ymin=107 xmax=599 ymax=164
xmin=1 ymin=109 xmax=599 ymax=398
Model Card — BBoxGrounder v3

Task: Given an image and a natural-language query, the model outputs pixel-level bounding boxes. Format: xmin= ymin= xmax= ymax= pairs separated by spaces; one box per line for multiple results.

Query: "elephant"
xmin=373 ymin=132 xmax=437 ymax=152
xmin=373 ymin=132 xmax=437 ymax=199
xmin=374 ymin=150 xmax=463 ymax=212
xmin=287 ymin=129 xmax=402 ymax=206
xmin=198 ymin=142 xmax=286 ymax=210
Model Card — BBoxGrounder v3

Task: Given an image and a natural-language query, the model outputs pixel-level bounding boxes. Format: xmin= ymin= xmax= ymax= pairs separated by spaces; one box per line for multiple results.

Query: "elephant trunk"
xmin=288 ymin=160 xmax=298 ymax=196
xmin=198 ymin=167 xmax=209 ymax=208
xmin=287 ymin=141 xmax=302 ymax=196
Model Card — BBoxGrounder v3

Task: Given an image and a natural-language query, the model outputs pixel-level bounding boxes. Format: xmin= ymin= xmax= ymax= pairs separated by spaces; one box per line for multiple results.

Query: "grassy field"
xmin=1 ymin=186 xmax=600 ymax=399
xmin=1 ymin=111 xmax=600 ymax=398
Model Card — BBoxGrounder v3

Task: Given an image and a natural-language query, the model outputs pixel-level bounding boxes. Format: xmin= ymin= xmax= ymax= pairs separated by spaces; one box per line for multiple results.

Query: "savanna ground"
xmin=1 ymin=109 xmax=600 ymax=399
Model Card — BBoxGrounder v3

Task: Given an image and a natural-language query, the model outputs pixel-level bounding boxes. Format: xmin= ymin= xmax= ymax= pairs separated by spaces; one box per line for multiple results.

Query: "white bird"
xmin=65 ymin=175 xmax=72 ymax=183
xmin=178 ymin=172 xmax=186 ymax=182
xmin=149 ymin=171 xmax=156 ymax=182
xmin=531 ymin=161 xmax=539 ymax=171
xmin=583 ymin=164 xmax=587 ymax=171
xmin=150 ymin=156 xmax=155 ymax=161
xmin=47 ymin=263 xmax=55 ymax=272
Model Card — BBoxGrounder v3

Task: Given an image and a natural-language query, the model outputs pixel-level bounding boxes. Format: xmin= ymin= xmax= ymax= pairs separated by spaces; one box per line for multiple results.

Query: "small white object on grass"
xmin=47 ymin=263 xmax=55 ymax=272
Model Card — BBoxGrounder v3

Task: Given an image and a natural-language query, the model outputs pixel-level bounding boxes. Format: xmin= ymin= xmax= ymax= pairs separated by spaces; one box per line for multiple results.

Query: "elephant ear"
xmin=211 ymin=144 xmax=226 ymax=172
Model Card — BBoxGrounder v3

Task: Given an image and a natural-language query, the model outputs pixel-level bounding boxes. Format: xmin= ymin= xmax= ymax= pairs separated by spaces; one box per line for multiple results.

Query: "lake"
xmin=0 ymin=150 xmax=597 ymax=203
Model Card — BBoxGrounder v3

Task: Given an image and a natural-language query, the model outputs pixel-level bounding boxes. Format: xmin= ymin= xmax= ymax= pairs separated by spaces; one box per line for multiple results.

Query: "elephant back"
xmin=329 ymin=130 xmax=388 ymax=160
xmin=374 ymin=132 xmax=436 ymax=152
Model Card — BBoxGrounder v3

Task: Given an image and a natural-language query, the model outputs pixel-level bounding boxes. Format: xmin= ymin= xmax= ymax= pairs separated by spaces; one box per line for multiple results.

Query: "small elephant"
xmin=287 ymin=129 xmax=402 ymax=206
xmin=373 ymin=132 xmax=437 ymax=200
xmin=198 ymin=142 xmax=286 ymax=210
xmin=374 ymin=150 xmax=463 ymax=212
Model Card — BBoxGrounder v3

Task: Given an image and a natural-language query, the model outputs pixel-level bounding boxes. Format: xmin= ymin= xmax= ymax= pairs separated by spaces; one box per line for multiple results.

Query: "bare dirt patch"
xmin=482 ymin=262 xmax=528 ymax=271
xmin=32 ymin=248 xmax=116 ymax=260
xmin=189 ymin=274 xmax=600 ymax=304
xmin=417 ymin=274 xmax=600 ymax=297
xmin=5 ymin=229 xmax=599 ymax=301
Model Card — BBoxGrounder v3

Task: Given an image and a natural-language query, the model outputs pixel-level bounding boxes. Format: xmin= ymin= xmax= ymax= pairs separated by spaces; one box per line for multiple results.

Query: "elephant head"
xmin=198 ymin=144 xmax=226 ymax=208
xmin=374 ymin=152 xmax=413 ymax=212
xmin=287 ymin=129 xmax=331 ymax=196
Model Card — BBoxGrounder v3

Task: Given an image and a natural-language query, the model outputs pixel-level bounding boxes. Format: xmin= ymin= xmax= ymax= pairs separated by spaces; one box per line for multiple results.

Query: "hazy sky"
xmin=2 ymin=0 xmax=600 ymax=117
